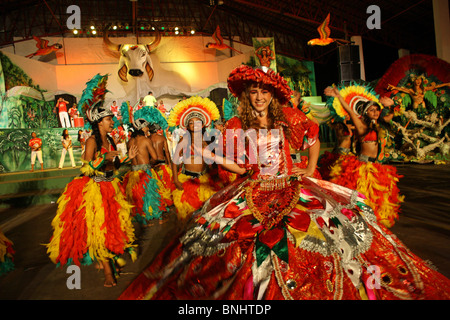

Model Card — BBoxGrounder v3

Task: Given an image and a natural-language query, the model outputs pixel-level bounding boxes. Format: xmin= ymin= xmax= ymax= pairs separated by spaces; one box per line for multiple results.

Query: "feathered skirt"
xmin=46 ymin=175 xmax=137 ymax=267
xmin=151 ymin=164 xmax=176 ymax=207
xmin=318 ymin=149 xmax=352 ymax=181
xmin=328 ymin=155 xmax=404 ymax=228
xmin=172 ymin=170 xmax=222 ymax=221
xmin=122 ymin=167 xmax=166 ymax=224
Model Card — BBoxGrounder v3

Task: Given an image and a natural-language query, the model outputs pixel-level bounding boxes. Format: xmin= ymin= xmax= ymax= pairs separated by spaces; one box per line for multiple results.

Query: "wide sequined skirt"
xmin=119 ymin=175 xmax=450 ymax=300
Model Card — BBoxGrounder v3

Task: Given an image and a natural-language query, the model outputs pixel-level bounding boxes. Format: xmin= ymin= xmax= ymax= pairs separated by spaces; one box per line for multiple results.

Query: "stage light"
xmin=73 ymin=29 xmax=78 ymax=34
xmin=140 ymin=26 xmax=144 ymax=30
xmin=175 ymin=27 xmax=179 ymax=31
xmin=151 ymin=26 xmax=155 ymax=30
xmin=90 ymin=25 xmax=95 ymax=30
xmin=175 ymin=30 xmax=179 ymax=35
xmin=161 ymin=26 xmax=165 ymax=30
xmin=113 ymin=25 xmax=118 ymax=30
xmin=190 ymin=30 xmax=195 ymax=35
xmin=92 ymin=30 xmax=97 ymax=35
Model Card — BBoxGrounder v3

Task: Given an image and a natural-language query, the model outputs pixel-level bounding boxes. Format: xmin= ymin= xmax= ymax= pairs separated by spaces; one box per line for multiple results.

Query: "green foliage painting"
xmin=246 ymin=54 xmax=317 ymax=97
xmin=0 ymin=51 xmax=58 ymax=129
xmin=0 ymin=128 xmax=82 ymax=172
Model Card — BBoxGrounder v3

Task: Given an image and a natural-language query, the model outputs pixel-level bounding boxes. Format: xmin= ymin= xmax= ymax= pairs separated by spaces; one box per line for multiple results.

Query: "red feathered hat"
xmin=227 ymin=65 xmax=293 ymax=105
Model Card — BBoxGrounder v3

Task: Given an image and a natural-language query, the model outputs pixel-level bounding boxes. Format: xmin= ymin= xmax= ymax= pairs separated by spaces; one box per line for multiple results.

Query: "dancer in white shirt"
xmin=58 ymin=129 xmax=76 ymax=168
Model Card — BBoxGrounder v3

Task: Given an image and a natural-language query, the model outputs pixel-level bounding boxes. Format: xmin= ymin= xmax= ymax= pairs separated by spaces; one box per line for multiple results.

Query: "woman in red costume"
xmin=47 ymin=100 xmax=138 ymax=287
xmin=324 ymin=86 xmax=404 ymax=228
xmin=119 ymin=66 xmax=450 ymax=300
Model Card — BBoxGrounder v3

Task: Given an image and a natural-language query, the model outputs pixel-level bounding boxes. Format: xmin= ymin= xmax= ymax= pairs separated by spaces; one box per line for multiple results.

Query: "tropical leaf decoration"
xmin=245 ymin=54 xmax=315 ymax=96
xmin=0 ymin=129 xmax=29 ymax=171
xmin=401 ymin=93 xmax=412 ymax=109
xmin=0 ymin=51 xmax=36 ymax=90
xmin=424 ymin=90 xmax=438 ymax=110
xmin=0 ymin=51 xmax=55 ymax=129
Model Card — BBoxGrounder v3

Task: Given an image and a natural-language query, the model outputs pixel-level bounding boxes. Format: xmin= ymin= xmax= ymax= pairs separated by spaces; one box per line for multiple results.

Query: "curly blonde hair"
xmin=238 ymin=82 xmax=290 ymax=137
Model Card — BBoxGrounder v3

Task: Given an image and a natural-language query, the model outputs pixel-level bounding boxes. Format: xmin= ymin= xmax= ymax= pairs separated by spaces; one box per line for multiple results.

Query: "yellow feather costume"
xmin=172 ymin=171 xmax=221 ymax=221
xmin=46 ymin=167 xmax=137 ymax=267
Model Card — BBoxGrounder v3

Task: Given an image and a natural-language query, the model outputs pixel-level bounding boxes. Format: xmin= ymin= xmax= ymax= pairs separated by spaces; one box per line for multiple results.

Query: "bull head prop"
xmin=103 ymin=26 xmax=161 ymax=82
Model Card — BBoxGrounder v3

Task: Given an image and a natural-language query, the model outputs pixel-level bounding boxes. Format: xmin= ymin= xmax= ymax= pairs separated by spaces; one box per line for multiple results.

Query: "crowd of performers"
xmin=2 ymin=65 xmax=450 ymax=299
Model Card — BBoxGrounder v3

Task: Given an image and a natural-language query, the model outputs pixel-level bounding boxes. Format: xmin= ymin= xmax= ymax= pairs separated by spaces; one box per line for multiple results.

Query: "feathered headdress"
xmin=77 ymin=74 xmax=113 ymax=125
xmin=133 ymin=106 xmax=168 ymax=131
xmin=132 ymin=118 xmax=150 ymax=131
xmin=168 ymin=96 xmax=220 ymax=130
xmin=326 ymin=82 xmax=381 ymax=121
xmin=119 ymin=101 xmax=132 ymax=125
xmin=223 ymin=97 xmax=240 ymax=121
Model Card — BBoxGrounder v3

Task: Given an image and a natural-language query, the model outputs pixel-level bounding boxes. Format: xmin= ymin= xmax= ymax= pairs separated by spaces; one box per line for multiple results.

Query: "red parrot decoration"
xmin=307 ymin=13 xmax=350 ymax=46
xmin=26 ymin=36 xmax=63 ymax=58
xmin=206 ymin=25 xmax=242 ymax=54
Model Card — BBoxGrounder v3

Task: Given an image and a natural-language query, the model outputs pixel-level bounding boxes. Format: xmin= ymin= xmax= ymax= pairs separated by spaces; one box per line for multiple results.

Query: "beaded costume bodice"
xmin=248 ymin=127 xmax=290 ymax=179
xmin=221 ymin=108 xmax=320 ymax=230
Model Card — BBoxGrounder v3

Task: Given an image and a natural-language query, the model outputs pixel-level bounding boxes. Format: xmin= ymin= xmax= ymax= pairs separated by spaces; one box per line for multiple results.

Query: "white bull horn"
xmin=103 ymin=26 xmax=121 ymax=51
xmin=147 ymin=28 xmax=161 ymax=52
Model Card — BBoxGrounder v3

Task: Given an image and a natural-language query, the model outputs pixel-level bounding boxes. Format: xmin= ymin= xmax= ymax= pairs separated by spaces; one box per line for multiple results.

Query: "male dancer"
xmin=149 ymin=123 xmax=176 ymax=208
xmin=123 ymin=118 xmax=165 ymax=224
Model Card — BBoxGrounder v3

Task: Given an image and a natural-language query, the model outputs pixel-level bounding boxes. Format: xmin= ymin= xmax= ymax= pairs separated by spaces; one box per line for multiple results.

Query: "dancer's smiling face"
xmin=249 ymin=84 xmax=273 ymax=115
xmin=187 ymin=117 xmax=204 ymax=133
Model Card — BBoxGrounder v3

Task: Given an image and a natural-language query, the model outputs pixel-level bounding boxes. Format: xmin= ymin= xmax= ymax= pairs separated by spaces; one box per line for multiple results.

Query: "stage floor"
xmin=0 ymin=164 xmax=449 ymax=300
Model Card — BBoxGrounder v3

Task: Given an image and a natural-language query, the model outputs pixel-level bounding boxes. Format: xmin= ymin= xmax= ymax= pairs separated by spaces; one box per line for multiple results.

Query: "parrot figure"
xmin=26 ymin=36 xmax=63 ymax=58
xmin=307 ymin=13 xmax=350 ymax=46
xmin=206 ymin=25 xmax=242 ymax=54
